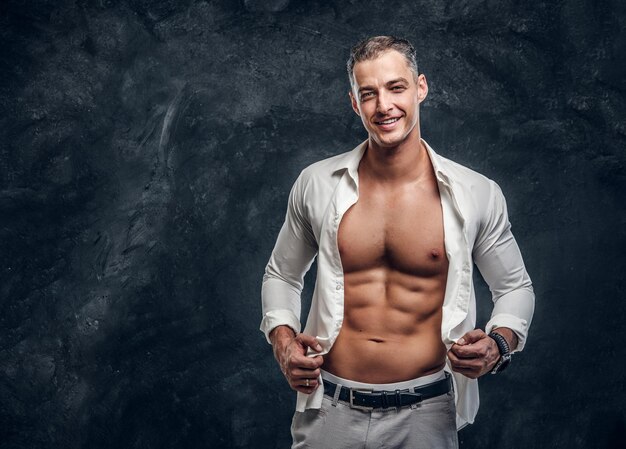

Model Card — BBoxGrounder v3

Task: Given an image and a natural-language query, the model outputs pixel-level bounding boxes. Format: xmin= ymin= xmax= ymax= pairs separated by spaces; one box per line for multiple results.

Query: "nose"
xmin=376 ymin=91 xmax=392 ymax=114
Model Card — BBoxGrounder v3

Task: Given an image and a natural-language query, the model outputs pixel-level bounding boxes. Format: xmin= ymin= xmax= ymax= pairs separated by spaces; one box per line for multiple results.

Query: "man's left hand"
xmin=447 ymin=329 xmax=500 ymax=379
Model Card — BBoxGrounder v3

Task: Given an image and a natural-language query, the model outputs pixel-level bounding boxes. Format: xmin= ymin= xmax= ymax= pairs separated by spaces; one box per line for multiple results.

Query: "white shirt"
xmin=261 ymin=139 xmax=535 ymax=429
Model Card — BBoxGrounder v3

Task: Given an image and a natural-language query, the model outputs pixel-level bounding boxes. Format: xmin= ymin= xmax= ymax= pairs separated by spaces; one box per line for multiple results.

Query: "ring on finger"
xmin=305 ymin=379 xmax=310 ymax=387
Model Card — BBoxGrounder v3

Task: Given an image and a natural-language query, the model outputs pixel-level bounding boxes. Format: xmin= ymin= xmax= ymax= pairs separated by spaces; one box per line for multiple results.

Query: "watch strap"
xmin=488 ymin=331 xmax=510 ymax=356
xmin=488 ymin=331 xmax=511 ymax=374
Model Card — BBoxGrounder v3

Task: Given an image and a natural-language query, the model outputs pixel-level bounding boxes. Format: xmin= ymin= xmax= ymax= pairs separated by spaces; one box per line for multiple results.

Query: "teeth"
xmin=377 ymin=117 xmax=399 ymax=125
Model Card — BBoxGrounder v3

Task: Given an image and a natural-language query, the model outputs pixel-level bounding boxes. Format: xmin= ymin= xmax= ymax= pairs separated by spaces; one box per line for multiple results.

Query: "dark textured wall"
xmin=0 ymin=1 xmax=624 ymax=448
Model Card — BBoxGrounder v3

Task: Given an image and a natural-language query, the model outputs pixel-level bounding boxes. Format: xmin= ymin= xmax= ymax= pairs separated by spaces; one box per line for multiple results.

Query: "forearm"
xmin=269 ymin=325 xmax=297 ymax=347
xmin=261 ymin=273 xmax=305 ymax=343
xmin=270 ymin=325 xmax=297 ymax=366
xmin=485 ymin=286 xmax=534 ymax=352
xmin=260 ymin=276 xmax=303 ymax=344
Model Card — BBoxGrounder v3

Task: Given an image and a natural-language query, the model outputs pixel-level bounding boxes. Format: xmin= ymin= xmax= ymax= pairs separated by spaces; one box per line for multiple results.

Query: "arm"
xmin=260 ymin=172 xmax=318 ymax=342
xmin=473 ymin=181 xmax=535 ymax=350
xmin=261 ymin=172 xmax=323 ymax=392
xmin=448 ymin=181 xmax=535 ymax=378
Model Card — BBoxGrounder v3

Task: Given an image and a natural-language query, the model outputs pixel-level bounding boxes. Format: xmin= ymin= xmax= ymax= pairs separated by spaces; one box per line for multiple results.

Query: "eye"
xmin=391 ymin=85 xmax=406 ymax=92
xmin=360 ymin=91 xmax=374 ymax=100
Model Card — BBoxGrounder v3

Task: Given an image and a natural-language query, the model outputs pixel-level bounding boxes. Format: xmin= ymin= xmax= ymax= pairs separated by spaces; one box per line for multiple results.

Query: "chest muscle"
xmin=338 ymin=183 xmax=448 ymax=277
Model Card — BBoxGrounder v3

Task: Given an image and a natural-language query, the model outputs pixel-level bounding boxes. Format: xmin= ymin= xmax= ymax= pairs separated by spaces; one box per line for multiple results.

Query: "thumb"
xmin=457 ymin=329 xmax=487 ymax=345
xmin=297 ymin=333 xmax=323 ymax=352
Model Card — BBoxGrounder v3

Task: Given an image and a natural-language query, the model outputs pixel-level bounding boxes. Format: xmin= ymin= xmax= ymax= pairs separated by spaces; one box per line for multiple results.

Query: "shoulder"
xmin=294 ymin=143 xmax=362 ymax=192
xmin=299 ymin=149 xmax=355 ymax=180
xmin=434 ymin=152 xmax=495 ymax=188
xmin=288 ymin=145 xmax=359 ymax=230
xmin=429 ymin=148 xmax=508 ymax=235
xmin=432 ymin=150 xmax=501 ymax=202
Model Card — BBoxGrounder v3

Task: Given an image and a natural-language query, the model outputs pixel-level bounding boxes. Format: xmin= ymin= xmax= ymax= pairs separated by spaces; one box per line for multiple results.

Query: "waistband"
xmin=322 ymin=370 xmax=452 ymax=411
xmin=321 ymin=368 xmax=447 ymax=391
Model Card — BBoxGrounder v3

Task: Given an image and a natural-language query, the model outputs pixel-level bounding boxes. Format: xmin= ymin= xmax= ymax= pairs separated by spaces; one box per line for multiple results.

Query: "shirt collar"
xmin=331 ymin=140 xmax=367 ymax=181
xmin=331 ymin=138 xmax=450 ymax=185
xmin=422 ymin=139 xmax=452 ymax=186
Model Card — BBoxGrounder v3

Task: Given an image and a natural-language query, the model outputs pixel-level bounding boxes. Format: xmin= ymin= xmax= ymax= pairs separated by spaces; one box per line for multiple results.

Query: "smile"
xmin=374 ymin=117 xmax=400 ymax=125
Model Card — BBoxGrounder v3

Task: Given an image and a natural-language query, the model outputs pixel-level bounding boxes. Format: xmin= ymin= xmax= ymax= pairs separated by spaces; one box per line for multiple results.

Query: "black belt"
xmin=323 ymin=372 xmax=452 ymax=411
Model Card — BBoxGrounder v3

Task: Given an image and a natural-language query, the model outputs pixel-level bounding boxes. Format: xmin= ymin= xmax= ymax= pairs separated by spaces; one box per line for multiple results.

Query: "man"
xmin=261 ymin=36 xmax=534 ymax=448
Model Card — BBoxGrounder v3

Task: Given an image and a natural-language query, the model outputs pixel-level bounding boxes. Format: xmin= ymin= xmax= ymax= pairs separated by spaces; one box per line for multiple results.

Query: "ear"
xmin=349 ymin=91 xmax=361 ymax=116
xmin=417 ymin=74 xmax=428 ymax=104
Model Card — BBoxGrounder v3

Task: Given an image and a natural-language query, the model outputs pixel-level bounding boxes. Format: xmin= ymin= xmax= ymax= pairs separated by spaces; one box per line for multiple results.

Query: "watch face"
xmin=498 ymin=355 xmax=511 ymax=372
xmin=491 ymin=354 xmax=511 ymax=374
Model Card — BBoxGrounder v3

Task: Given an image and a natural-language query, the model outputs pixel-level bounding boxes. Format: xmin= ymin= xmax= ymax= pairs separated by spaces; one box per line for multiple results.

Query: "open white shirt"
xmin=261 ymin=139 xmax=535 ymax=429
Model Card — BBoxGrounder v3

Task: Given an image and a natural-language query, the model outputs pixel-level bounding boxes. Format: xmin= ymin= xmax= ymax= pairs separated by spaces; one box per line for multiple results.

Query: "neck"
xmin=362 ymin=133 xmax=430 ymax=183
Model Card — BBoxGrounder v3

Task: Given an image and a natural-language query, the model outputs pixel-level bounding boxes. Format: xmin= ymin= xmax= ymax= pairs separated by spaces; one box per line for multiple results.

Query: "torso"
xmin=323 ymin=152 xmax=449 ymax=383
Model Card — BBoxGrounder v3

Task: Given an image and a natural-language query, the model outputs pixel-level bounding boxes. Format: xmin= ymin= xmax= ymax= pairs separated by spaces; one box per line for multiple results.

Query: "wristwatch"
xmin=488 ymin=331 xmax=511 ymax=374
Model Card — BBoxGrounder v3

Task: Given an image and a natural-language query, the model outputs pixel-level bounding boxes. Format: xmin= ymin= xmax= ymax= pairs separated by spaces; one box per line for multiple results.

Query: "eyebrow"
xmin=386 ymin=77 xmax=410 ymax=86
xmin=358 ymin=78 xmax=410 ymax=94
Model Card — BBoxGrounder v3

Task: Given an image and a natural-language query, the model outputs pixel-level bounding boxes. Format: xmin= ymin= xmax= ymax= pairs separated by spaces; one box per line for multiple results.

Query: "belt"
xmin=323 ymin=372 xmax=452 ymax=411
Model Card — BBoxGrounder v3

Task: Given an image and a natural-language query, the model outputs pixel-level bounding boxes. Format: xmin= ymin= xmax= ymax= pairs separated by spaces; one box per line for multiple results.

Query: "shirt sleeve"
xmin=472 ymin=181 xmax=535 ymax=352
xmin=260 ymin=172 xmax=318 ymax=343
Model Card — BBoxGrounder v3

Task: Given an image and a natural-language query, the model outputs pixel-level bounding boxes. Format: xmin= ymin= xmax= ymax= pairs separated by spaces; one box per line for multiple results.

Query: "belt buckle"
xmin=349 ymin=388 xmax=374 ymax=411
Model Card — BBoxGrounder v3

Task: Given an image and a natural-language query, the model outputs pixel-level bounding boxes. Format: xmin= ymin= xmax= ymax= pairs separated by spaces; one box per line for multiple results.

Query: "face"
xmin=349 ymin=50 xmax=428 ymax=150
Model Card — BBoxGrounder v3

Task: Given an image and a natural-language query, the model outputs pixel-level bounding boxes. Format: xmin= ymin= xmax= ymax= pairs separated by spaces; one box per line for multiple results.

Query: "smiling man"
xmin=261 ymin=36 xmax=535 ymax=449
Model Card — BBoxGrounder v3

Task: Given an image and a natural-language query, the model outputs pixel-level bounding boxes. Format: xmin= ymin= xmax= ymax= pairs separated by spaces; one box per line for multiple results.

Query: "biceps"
xmin=474 ymin=229 xmax=531 ymax=300
xmin=264 ymin=219 xmax=318 ymax=291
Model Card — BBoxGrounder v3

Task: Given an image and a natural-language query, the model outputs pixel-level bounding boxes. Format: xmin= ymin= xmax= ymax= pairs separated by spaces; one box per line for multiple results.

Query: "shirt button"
xmin=336 ymin=284 xmax=342 ymax=291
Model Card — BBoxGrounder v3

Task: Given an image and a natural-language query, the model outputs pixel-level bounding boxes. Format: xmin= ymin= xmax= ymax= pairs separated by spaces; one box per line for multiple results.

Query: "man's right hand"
xmin=269 ymin=326 xmax=324 ymax=395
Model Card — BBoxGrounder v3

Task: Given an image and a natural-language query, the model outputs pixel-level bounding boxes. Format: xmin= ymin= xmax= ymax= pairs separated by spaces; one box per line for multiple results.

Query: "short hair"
xmin=347 ymin=36 xmax=419 ymax=90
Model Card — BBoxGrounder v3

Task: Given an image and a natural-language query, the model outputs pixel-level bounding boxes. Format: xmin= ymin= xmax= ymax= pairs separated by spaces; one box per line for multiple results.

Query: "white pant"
xmin=291 ymin=371 xmax=459 ymax=449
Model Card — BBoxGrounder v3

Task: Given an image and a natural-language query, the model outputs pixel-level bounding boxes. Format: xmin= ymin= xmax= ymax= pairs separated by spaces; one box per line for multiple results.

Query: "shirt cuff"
xmin=485 ymin=313 xmax=529 ymax=353
xmin=260 ymin=309 xmax=302 ymax=344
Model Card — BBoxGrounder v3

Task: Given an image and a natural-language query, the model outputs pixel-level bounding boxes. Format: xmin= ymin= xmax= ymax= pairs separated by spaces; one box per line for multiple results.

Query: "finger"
xmin=448 ymin=357 xmax=480 ymax=377
xmin=447 ymin=348 xmax=461 ymax=364
xmin=448 ymin=350 xmax=482 ymax=370
xmin=296 ymin=334 xmax=323 ymax=352
xmin=294 ymin=384 xmax=318 ymax=394
xmin=290 ymin=376 xmax=318 ymax=387
xmin=450 ymin=362 xmax=481 ymax=378
xmin=452 ymin=342 xmax=490 ymax=359
xmin=457 ymin=329 xmax=487 ymax=345
xmin=288 ymin=353 xmax=323 ymax=370
xmin=297 ymin=378 xmax=319 ymax=388
xmin=451 ymin=358 xmax=481 ymax=371
xmin=291 ymin=378 xmax=320 ymax=393
xmin=449 ymin=342 xmax=484 ymax=359
xmin=449 ymin=344 xmax=473 ymax=359
xmin=291 ymin=367 xmax=321 ymax=378
xmin=448 ymin=349 xmax=469 ymax=367
xmin=458 ymin=336 xmax=500 ymax=360
xmin=449 ymin=362 xmax=477 ymax=373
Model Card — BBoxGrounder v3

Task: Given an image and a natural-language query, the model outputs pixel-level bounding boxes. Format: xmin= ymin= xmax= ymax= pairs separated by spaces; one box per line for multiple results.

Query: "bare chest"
xmin=338 ymin=182 xmax=448 ymax=277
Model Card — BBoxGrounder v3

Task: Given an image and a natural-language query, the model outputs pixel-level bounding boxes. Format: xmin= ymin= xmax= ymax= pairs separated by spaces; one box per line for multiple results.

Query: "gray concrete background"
xmin=0 ymin=0 xmax=624 ymax=448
